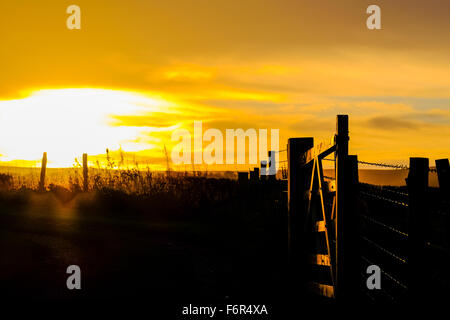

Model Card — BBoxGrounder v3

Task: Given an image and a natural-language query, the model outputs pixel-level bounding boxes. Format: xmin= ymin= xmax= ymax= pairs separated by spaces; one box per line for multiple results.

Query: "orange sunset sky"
xmin=0 ymin=0 xmax=450 ymax=169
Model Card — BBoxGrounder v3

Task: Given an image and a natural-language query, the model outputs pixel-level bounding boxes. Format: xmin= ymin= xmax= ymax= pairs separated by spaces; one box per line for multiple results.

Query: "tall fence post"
xmin=407 ymin=157 xmax=430 ymax=302
xmin=436 ymin=158 xmax=450 ymax=196
xmin=287 ymin=138 xmax=313 ymax=288
xmin=335 ymin=115 xmax=349 ymax=299
xmin=83 ymin=153 xmax=88 ymax=192
xmin=340 ymin=155 xmax=360 ymax=301
xmin=39 ymin=152 xmax=47 ymax=191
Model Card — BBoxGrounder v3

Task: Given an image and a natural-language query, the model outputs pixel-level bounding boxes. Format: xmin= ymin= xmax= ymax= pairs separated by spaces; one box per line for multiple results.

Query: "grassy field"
xmin=0 ymin=166 xmax=304 ymax=315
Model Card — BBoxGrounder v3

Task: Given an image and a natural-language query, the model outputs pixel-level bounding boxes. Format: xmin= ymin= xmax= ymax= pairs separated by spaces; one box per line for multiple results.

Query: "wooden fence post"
xmin=287 ymin=137 xmax=314 ymax=287
xmin=436 ymin=158 xmax=450 ymax=196
xmin=335 ymin=115 xmax=349 ymax=299
xmin=407 ymin=157 xmax=430 ymax=302
xmin=83 ymin=153 xmax=88 ymax=192
xmin=39 ymin=152 xmax=47 ymax=191
xmin=339 ymin=155 xmax=360 ymax=301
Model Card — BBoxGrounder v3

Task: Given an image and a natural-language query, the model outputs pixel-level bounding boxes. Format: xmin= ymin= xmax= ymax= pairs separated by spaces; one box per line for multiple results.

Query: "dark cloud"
xmin=366 ymin=116 xmax=418 ymax=130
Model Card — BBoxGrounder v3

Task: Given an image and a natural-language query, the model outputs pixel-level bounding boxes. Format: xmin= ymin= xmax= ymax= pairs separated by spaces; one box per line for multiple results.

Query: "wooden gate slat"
xmin=315 ymin=221 xmax=326 ymax=232
xmin=307 ymin=282 xmax=335 ymax=298
xmin=308 ymin=254 xmax=331 ymax=266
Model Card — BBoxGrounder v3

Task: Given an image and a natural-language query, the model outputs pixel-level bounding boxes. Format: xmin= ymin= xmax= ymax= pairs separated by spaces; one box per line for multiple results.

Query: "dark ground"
xmin=0 ymin=179 xmax=321 ymax=316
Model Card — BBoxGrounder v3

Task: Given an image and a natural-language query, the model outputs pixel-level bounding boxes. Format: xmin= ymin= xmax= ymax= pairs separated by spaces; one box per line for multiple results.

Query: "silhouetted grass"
xmin=0 ymin=162 xmax=292 ymax=306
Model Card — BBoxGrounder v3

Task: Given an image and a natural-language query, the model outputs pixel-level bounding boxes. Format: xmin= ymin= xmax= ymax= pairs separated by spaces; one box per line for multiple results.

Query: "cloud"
xmin=366 ymin=116 xmax=418 ymax=130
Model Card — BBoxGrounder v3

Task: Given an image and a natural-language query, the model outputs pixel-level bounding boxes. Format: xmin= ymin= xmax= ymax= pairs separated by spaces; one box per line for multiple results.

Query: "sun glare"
xmin=0 ymin=89 xmax=173 ymax=167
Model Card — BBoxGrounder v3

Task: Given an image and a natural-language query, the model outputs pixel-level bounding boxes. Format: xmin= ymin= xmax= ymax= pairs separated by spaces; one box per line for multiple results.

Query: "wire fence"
xmin=320 ymin=156 xmax=438 ymax=172
xmin=356 ymin=173 xmax=449 ymax=303
xmin=360 ymin=214 xmax=408 ymax=238
xmin=360 ymin=191 xmax=409 ymax=207
xmin=361 ymin=236 xmax=407 ymax=264
xmin=357 ymin=160 xmax=409 ymax=170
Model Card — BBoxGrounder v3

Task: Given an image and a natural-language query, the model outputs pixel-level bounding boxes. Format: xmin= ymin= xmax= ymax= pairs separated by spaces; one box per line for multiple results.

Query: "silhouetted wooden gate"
xmin=287 ymin=115 xmax=359 ymax=300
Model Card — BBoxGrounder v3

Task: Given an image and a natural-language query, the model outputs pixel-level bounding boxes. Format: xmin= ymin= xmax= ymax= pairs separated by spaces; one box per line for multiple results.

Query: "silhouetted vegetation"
xmin=0 ymin=165 xmax=292 ymax=313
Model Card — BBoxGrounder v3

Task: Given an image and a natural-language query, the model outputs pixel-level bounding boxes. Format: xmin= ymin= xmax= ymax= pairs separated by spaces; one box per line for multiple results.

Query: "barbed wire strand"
xmin=360 ymin=214 xmax=408 ymax=238
xmin=361 ymin=236 xmax=407 ymax=264
xmin=358 ymin=159 xmax=437 ymax=173
xmin=357 ymin=160 xmax=409 ymax=170
xmin=361 ymin=184 xmax=409 ymax=197
xmin=360 ymin=191 xmax=409 ymax=208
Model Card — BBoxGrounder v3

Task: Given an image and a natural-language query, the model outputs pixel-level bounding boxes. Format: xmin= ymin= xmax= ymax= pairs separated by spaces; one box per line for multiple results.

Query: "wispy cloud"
xmin=366 ymin=116 xmax=418 ymax=130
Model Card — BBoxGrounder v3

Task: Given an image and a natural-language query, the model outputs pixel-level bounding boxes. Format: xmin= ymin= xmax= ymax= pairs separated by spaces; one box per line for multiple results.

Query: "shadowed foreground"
xmin=0 ymin=178 xmax=319 ymax=315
